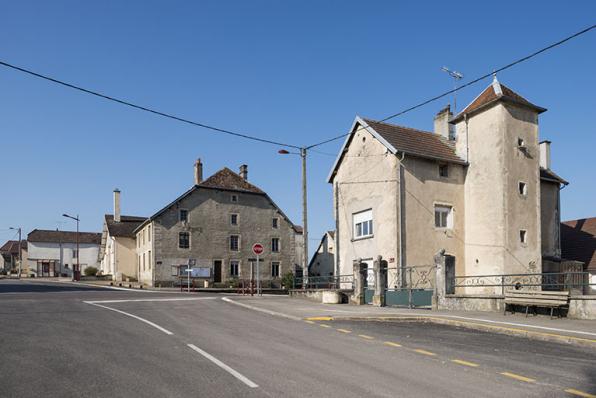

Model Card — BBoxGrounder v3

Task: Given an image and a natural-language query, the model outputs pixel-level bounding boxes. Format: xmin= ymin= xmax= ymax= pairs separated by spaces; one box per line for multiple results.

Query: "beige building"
xmin=99 ymin=189 xmax=146 ymax=281
xmin=327 ymin=77 xmax=567 ymax=293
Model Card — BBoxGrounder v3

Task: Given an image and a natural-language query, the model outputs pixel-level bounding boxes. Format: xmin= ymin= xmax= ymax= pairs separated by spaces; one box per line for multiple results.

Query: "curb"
xmin=328 ymin=316 xmax=596 ymax=349
xmin=221 ymin=297 xmax=302 ymax=321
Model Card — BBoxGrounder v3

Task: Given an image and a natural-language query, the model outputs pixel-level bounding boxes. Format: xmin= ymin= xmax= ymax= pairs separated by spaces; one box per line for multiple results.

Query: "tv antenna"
xmin=442 ymin=66 xmax=463 ymax=115
xmin=54 ymin=220 xmax=66 ymax=230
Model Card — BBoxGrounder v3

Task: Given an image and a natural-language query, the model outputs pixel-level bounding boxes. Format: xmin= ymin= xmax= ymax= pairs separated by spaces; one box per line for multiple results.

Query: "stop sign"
xmin=252 ymin=243 xmax=264 ymax=255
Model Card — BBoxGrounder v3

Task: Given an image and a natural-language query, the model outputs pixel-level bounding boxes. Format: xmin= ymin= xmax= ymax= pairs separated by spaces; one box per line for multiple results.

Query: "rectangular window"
xmin=231 ymin=194 xmax=238 ymax=203
xmin=230 ymin=213 xmax=238 ymax=226
xmin=230 ymin=261 xmax=239 ymax=277
xmin=230 ymin=235 xmax=239 ymax=251
xmin=143 ymin=253 xmax=146 ymax=271
xmin=354 ymin=209 xmax=373 ymax=238
xmin=271 ymin=262 xmax=280 ymax=277
xmin=180 ymin=209 xmax=188 ymax=222
xmin=148 ymin=250 xmax=152 ymax=270
xmin=439 ymin=164 xmax=449 ymax=178
xmin=271 ymin=238 xmax=280 ymax=253
xmin=148 ymin=225 xmax=151 ymax=242
xmin=179 ymin=232 xmax=190 ymax=249
xmin=434 ymin=205 xmax=452 ymax=229
xmin=171 ymin=266 xmax=179 ymax=276
xmin=73 ymin=250 xmax=78 ymax=259
xmin=520 ymin=230 xmax=527 ymax=244
xmin=518 ymin=182 xmax=527 ymax=196
xmin=272 ymin=217 xmax=279 ymax=229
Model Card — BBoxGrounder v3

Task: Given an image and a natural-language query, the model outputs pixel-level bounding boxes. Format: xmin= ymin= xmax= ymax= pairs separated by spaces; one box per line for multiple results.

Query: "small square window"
xmin=520 ymin=230 xmax=527 ymax=244
xmin=271 ymin=238 xmax=280 ymax=253
xmin=272 ymin=217 xmax=279 ymax=229
xmin=518 ymin=182 xmax=527 ymax=196
xmin=230 ymin=235 xmax=240 ymax=251
xmin=434 ymin=205 xmax=452 ymax=229
xmin=271 ymin=262 xmax=280 ymax=277
xmin=231 ymin=214 xmax=238 ymax=226
xmin=439 ymin=164 xmax=448 ymax=178
xmin=230 ymin=261 xmax=239 ymax=277
xmin=179 ymin=232 xmax=190 ymax=249
xmin=180 ymin=209 xmax=188 ymax=222
xmin=231 ymin=194 xmax=238 ymax=203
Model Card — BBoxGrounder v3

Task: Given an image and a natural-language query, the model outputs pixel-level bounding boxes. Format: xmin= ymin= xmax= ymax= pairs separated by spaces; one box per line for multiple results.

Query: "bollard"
xmin=159 ymin=283 xmax=161 ymax=291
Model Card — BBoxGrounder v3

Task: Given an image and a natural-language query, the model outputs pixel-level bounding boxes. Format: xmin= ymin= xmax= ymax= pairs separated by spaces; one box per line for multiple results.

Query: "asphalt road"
xmin=1 ymin=279 xmax=595 ymax=397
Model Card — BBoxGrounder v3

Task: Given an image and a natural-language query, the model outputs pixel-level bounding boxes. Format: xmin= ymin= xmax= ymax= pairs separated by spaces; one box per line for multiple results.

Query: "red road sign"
xmin=252 ymin=243 xmax=264 ymax=255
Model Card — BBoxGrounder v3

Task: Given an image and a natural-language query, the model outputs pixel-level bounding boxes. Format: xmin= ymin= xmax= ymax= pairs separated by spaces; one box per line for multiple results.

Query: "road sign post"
xmin=188 ymin=259 xmax=196 ymax=293
xmin=252 ymin=244 xmax=264 ymax=297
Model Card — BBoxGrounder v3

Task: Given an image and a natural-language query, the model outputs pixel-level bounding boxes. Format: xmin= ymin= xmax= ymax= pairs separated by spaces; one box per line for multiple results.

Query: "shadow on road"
xmin=0 ymin=280 xmax=105 ymax=293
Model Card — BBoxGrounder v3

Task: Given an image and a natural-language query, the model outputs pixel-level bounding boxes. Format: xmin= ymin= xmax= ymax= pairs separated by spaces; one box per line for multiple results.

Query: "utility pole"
xmin=9 ymin=227 xmax=21 ymax=278
xmin=301 ymin=148 xmax=309 ymax=287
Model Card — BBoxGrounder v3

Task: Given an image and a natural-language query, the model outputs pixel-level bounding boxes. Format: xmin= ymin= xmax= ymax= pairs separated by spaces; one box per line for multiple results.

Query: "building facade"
xmin=327 ymin=77 xmax=567 ymax=293
xmin=135 ymin=159 xmax=303 ymax=287
xmin=309 ymin=231 xmax=335 ymax=277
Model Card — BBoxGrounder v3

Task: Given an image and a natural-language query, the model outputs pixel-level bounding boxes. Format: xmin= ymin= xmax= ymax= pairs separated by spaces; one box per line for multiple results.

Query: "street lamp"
xmin=9 ymin=227 xmax=21 ymax=278
xmin=62 ymin=214 xmax=80 ymax=281
xmin=278 ymin=148 xmax=308 ymax=286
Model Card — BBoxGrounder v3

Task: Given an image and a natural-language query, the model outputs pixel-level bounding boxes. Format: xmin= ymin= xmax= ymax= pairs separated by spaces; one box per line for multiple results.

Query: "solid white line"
xmin=187 ymin=344 xmax=258 ymax=388
xmin=87 ymin=297 xmax=217 ymax=304
xmin=84 ymin=302 xmax=173 ymax=335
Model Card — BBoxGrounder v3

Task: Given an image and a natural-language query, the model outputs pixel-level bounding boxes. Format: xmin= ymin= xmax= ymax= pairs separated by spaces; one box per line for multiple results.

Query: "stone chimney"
xmin=113 ymin=189 xmax=121 ymax=222
xmin=539 ymin=141 xmax=551 ymax=170
xmin=239 ymin=164 xmax=248 ymax=180
xmin=194 ymin=158 xmax=203 ymax=185
xmin=434 ymin=104 xmax=454 ymax=140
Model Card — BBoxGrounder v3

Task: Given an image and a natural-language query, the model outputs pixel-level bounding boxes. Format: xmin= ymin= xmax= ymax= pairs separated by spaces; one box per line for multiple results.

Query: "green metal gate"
xmin=385 ymin=265 xmax=434 ymax=308
xmin=364 ymin=267 xmax=375 ymax=304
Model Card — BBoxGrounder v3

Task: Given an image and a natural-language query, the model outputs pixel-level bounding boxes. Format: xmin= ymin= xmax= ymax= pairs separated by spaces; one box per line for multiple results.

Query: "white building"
xmin=27 ymin=229 xmax=101 ymax=277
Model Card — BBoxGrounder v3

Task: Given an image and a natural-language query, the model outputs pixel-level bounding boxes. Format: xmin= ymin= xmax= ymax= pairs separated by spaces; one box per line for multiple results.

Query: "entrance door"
xmin=213 ymin=260 xmax=222 ymax=283
xmin=362 ymin=259 xmax=374 ymax=304
xmin=42 ymin=262 xmax=50 ymax=277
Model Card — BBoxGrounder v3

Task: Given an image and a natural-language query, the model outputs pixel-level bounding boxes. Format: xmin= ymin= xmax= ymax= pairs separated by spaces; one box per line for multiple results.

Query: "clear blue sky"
xmin=1 ymin=1 xmax=595 ymax=258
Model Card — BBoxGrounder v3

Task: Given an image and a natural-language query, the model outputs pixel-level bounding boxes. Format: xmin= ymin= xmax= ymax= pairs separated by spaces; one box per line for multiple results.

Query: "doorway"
xmin=213 ymin=260 xmax=222 ymax=283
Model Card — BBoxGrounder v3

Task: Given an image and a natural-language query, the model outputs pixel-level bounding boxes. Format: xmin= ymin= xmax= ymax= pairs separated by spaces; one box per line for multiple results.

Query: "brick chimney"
xmin=434 ymin=104 xmax=454 ymax=140
xmin=539 ymin=141 xmax=551 ymax=170
xmin=194 ymin=158 xmax=203 ymax=185
xmin=113 ymin=189 xmax=121 ymax=222
xmin=239 ymin=164 xmax=248 ymax=180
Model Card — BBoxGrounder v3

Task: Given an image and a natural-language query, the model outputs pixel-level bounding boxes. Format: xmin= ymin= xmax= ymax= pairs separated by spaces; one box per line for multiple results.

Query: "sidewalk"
xmin=224 ymin=294 xmax=596 ymax=349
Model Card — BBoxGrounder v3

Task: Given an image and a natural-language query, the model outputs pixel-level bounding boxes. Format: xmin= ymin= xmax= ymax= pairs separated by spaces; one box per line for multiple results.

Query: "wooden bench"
xmin=503 ymin=289 xmax=569 ymax=319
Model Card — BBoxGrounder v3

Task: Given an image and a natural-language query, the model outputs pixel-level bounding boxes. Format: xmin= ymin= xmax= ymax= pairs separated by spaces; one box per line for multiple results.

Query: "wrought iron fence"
xmin=293 ymin=274 xmax=354 ymax=290
xmin=449 ymin=271 xmax=595 ymax=295
xmin=385 ymin=265 xmax=435 ymax=291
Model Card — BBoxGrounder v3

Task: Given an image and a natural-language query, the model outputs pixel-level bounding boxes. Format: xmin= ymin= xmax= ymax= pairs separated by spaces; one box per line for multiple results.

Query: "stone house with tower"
xmin=134 ymin=158 xmax=304 ymax=287
xmin=327 ymin=77 xmax=567 ymax=294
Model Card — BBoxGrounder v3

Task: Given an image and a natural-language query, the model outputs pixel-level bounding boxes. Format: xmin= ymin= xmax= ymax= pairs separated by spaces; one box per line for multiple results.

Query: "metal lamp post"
xmin=9 ymin=227 xmax=21 ymax=278
xmin=62 ymin=214 xmax=80 ymax=281
xmin=278 ymin=148 xmax=308 ymax=287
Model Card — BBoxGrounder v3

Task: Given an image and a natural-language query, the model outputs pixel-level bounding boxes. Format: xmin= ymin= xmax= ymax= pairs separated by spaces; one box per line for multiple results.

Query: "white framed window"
xmin=230 ymin=235 xmax=240 ymax=251
xmin=230 ymin=261 xmax=239 ymax=277
xmin=518 ymin=181 xmax=527 ymax=196
xmin=272 ymin=217 xmax=279 ymax=229
xmin=271 ymin=238 xmax=280 ymax=253
xmin=353 ymin=209 xmax=373 ymax=239
xmin=230 ymin=213 xmax=238 ymax=226
xmin=180 ymin=209 xmax=188 ymax=222
xmin=434 ymin=205 xmax=452 ymax=229
xmin=271 ymin=262 xmax=280 ymax=277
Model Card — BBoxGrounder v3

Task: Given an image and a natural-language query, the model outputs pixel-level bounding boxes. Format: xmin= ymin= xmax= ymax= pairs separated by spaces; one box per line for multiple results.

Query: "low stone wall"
xmin=569 ymin=296 xmax=596 ymax=320
xmin=440 ymin=294 xmax=502 ymax=312
xmin=289 ymin=289 xmax=352 ymax=304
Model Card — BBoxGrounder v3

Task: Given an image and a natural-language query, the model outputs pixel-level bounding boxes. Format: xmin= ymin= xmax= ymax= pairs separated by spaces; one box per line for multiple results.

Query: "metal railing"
xmin=293 ymin=274 xmax=354 ymax=289
xmin=449 ymin=271 xmax=595 ymax=295
xmin=385 ymin=265 xmax=435 ymax=291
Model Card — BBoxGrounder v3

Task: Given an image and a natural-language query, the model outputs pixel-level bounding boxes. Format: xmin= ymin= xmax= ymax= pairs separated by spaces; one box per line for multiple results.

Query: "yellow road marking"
xmin=320 ymin=324 xmax=332 ymax=328
xmin=305 ymin=321 xmax=315 ymax=324
xmin=336 ymin=329 xmax=351 ymax=333
xmin=501 ymin=372 xmax=535 ymax=382
xmin=565 ymin=389 xmax=596 ymax=398
xmin=307 ymin=317 xmax=333 ymax=321
xmin=358 ymin=334 xmax=374 ymax=339
xmin=451 ymin=359 xmax=479 ymax=367
xmin=384 ymin=342 xmax=402 ymax=347
xmin=90 ymin=284 xmax=103 ymax=287
xmin=414 ymin=349 xmax=436 ymax=356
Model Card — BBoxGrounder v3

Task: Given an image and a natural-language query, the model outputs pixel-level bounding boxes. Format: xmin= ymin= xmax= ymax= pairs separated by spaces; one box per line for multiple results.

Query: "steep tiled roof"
xmin=452 ymin=77 xmax=545 ymax=122
xmin=1 ymin=240 xmax=17 ymax=252
xmin=105 ymin=215 xmax=147 ymax=238
xmin=199 ymin=168 xmax=264 ymax=193
xmin=540 ymin=168 xmax=568 ymax=185
xmin=561 ymin=218 xmax=596 ymax=271
xmin=27 ymin=229 xmax=101 ymax=244
xmin=0 ymin=240 xmax=21 ymax=254
xmin=361 ymin=118 xmax=466 ymax=165
xmin=294 ymin=225 xmax=303 ymax=234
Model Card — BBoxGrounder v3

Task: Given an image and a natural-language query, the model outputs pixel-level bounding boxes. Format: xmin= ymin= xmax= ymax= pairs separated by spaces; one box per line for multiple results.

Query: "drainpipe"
xmin=464 ymin=114 xmax=469 ymax=163
xmin=397 ymin=152 xmax=405 ymax=286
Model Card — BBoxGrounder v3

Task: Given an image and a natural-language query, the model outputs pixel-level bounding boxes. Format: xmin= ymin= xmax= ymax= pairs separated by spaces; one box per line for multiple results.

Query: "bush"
xmin=84 ymin=267 xmax=99 ymax=277
xmin=281 ymin=272 xmax=295 ymax=290
xmin=0 ymin=269 xmax=7 ymax=275
xmin=9 ymin=269 xmax=18 ymax=275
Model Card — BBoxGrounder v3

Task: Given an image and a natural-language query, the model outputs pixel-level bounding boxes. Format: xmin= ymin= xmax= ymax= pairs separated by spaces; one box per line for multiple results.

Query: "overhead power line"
xmin=0 ymin=24 xmax=594 ymax=152
xmin=306 ymin=24 xmax=596 ymax=149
